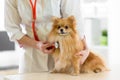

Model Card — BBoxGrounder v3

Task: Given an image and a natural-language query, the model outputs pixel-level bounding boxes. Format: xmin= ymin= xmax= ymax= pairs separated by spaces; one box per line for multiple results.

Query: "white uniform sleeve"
xmin=5 ymin=0 xmax=25 ymax=41
xmin=60 ymin=0 xmax=84 ymax=37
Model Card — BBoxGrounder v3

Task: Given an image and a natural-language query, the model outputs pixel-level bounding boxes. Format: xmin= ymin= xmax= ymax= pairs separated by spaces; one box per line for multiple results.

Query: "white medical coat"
xmin=5 ymin=0 xmax=83 ymax=73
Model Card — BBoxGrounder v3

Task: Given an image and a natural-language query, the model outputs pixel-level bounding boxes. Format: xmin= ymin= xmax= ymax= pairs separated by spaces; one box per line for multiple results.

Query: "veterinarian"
xmin=5 ymin=0 xmax=89 ymax=73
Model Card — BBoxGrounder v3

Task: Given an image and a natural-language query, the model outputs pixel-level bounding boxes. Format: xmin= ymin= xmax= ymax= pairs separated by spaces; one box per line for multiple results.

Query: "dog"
xmin=48 ymin=16 xmax=108 ymax=75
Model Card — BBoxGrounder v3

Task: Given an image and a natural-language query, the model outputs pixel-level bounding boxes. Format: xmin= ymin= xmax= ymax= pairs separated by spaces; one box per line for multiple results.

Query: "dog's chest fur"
xmin=57 ymin=35 xmax=83 ymax=59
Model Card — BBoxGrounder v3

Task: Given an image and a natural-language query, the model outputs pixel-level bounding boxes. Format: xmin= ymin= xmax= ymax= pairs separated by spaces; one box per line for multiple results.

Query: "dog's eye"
xmin=65 ymin=26 xmax=68 ymax=29
xmin=57 ymin=26 xmax=61 ymax=29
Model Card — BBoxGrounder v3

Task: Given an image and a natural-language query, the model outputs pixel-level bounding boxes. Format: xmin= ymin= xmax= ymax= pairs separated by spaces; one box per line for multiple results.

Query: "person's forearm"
xmin=83 ymin=40 xmax=88 ymax=50
xmin=17 ymin=35 xmax=39 ymax=49
xmin=81 ymin=36 xmax=88 ymax=50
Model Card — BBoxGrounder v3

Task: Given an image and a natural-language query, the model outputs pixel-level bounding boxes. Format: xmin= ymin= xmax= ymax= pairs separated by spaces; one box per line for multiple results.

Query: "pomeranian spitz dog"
xmin=48 ymin=16 xmax=108 ymax=75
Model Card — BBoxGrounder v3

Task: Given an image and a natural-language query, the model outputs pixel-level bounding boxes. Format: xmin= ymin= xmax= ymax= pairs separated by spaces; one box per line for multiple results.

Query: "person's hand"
xmin=76 ymin=49 xmax=89 ymax=64
xmin=76 ymin=35 xmax=89 ymax=64
xmin=37 ymin=41 xmax=55 ymax=54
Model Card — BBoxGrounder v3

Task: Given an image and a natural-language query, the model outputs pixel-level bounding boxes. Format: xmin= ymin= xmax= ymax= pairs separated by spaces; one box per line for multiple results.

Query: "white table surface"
xmin=3 ymin=65 xmax=120 ymax=80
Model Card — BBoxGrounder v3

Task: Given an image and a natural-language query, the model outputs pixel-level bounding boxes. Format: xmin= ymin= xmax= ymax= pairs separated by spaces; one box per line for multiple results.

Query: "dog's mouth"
xmin=58 ymin=29 xmax=69 ymax=36
xmin=59 ymin=32 xmax=69 ymax=35
xmin=58 ymin=32 xmax=69 ymax=36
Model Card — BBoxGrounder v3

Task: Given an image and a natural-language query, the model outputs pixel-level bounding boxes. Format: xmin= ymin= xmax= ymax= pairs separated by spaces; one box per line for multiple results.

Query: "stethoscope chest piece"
xmin=55 ymin=41 xmax=59 ymax=48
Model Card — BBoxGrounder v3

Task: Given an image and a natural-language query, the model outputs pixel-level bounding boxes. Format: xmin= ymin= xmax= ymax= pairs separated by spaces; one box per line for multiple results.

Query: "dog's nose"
xmin=60 ymin=29 xmax=63 ymax=32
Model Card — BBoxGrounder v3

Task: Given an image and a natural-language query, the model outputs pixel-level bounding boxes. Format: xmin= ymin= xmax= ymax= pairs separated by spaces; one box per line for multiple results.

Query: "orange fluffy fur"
xmin=48 ymin=16 xmax=107 ymax=75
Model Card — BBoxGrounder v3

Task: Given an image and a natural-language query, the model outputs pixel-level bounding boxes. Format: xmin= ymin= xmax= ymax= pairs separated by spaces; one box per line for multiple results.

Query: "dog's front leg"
xmin=71 ymin=58 xmax=80 ymax=76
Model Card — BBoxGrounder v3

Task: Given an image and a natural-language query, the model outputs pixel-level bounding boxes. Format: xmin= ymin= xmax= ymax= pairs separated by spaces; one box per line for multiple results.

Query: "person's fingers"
xmin=80 ymin=56 xmax=87 ymax=64
xmin=42 ymin=43 xmax=50 ymax=48
xmin=44 ymin=48 xmax=55 ymax=54
xmin=52 ymin=43 xmax=55 ymax=46
xmin=75 ymin=51 xmax=84 ymax=56
xmin=43 ymin=42 xmax=55 ymax=49
xmin=40 ymin=42 xmax=55 ymax=54
xmin=80 ymin=50 xmax=89 ymax=64
xmin=80 ymin=61 xmax=84 ymax=65
xmin=76 ymin=53 xmax=83 ymax=56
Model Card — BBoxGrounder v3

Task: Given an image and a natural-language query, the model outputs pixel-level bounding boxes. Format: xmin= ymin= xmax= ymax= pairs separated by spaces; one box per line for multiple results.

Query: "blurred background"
xmin=0 ymin=0 xmax=120 ymax=75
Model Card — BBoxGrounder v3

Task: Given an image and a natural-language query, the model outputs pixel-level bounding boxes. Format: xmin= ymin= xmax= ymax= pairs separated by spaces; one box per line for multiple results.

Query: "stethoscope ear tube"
xmin=29 ymin=0 xmax=40 ymax=41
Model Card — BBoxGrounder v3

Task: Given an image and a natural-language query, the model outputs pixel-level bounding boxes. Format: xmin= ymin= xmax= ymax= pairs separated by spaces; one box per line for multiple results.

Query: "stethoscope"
xmin=29 ymin=0 xmax=59 ymax=49
xmin=29 ymin=0 xmax=40 ymax=41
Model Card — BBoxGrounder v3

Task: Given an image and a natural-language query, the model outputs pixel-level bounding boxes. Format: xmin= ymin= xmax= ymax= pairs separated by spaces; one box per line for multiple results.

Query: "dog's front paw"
xmin=71 ymin=71 xmax=79 ymax=76
xmin=50 ymin=69 xmax=57 ymax=73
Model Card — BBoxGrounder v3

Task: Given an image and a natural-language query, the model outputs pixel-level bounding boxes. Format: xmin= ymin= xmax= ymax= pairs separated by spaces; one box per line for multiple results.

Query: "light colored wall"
xmin=108 ymin=0 xmax=120 ymax=65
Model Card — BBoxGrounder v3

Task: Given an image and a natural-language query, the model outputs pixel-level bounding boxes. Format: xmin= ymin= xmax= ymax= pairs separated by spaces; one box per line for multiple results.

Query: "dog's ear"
xmin=67 ymin=16 xmax=76 ymax=25
xmin=51 ymin=16 xmax=60 ymax=23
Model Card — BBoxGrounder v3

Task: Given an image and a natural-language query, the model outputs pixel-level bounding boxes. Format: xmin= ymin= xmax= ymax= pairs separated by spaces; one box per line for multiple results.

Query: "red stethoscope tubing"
xmin=29 ymin=0 xmax=40 ymax=41
xmin=29 ymin=0 xmax=55 ymax=50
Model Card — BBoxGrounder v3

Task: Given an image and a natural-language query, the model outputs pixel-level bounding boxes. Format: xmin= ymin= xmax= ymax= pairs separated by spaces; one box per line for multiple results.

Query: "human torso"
xmin=17 ymin=0 xmax=62 ymax=41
